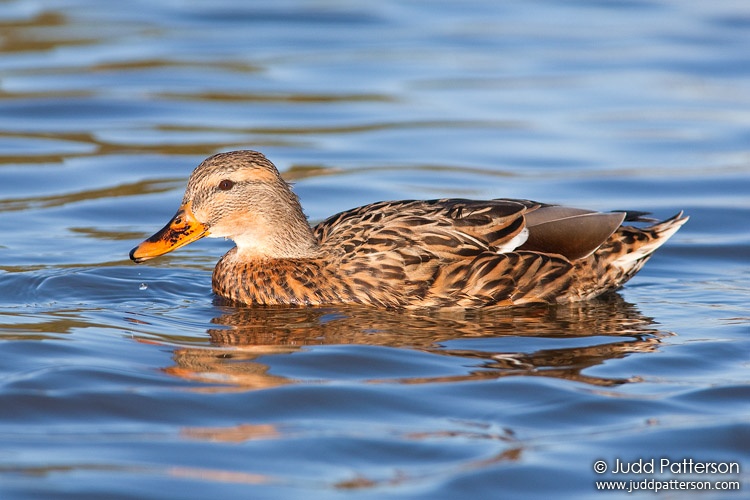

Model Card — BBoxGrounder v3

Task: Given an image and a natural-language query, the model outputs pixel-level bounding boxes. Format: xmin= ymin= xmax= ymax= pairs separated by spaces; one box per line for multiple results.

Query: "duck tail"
xmin=610 ymin=211 xmax=689 ymax=270
xmin=569 ymin=212 xmax=688 ymax=302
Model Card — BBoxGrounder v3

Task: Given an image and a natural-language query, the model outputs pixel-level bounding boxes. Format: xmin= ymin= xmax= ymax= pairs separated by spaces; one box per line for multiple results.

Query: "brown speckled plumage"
xmin=131 ymin=150 xmax=688 ymax=309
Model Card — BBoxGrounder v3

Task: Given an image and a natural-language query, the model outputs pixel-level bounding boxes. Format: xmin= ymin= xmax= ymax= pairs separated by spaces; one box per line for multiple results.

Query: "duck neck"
xmin=232 ymin=215 xmax=321 ymax=260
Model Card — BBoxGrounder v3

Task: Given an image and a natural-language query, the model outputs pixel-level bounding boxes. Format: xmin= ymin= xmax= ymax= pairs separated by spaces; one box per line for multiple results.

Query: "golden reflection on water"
xmin=156 ymin=294 xmax=670 ymax=391
xmin=181 ymin=423 xmax=280 ymax=443
xmin=178 ymin=412 xmax=525 ymax=490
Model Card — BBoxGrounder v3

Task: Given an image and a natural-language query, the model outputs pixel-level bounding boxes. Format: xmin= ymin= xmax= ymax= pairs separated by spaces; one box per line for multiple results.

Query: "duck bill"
xmin=129 ymin=203 xmax=209 ymax=263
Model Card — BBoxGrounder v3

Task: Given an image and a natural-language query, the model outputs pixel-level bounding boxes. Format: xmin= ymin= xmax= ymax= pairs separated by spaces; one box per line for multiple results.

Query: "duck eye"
xmin=218 ymin=179 xmax=234 ymax=191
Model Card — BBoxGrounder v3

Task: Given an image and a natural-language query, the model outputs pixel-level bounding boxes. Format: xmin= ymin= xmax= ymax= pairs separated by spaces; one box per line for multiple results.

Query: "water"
xmin=1 ymin=0 xmax=749 ymax=498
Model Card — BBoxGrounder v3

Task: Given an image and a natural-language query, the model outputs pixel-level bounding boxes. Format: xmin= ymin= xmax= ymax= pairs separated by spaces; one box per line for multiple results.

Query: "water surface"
xmin=1 ymin=0 xmax=748 ymax=498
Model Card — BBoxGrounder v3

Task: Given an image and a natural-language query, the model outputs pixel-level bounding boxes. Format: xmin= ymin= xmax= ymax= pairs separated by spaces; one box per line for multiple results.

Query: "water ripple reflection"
xmin=135 ymin=295 xmax=671 ymax=391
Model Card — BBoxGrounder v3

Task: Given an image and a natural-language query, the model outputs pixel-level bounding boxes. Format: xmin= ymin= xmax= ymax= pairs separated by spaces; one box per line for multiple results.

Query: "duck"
xmin=130 ymin=150 xmax=688 ymax=309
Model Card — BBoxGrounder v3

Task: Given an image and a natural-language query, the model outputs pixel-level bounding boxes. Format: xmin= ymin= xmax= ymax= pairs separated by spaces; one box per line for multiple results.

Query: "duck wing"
xmin=309 ymin=198 xmax=653 ymax=308
xmin=520 ymin=205 xmax=626 ymax=260
xmin=313 ymin=198 xmax=534 ymax=260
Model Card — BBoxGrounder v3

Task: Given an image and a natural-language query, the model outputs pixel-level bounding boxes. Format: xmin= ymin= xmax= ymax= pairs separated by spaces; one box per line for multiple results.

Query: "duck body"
xmin=130 ymin=151 xmax=688 ymax=309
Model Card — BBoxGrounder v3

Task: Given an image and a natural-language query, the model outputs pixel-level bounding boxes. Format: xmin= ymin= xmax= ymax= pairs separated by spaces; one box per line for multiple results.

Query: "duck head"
xmin=130 ymin=150 xmax=318 ymax=263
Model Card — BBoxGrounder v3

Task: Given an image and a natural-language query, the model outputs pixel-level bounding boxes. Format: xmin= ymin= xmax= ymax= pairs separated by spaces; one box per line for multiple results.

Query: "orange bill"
xmin=130 ymin=202 xmax=209 ymax=263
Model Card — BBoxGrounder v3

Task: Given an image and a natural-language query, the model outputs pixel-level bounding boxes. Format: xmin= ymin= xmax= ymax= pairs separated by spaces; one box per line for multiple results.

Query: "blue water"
xmin=1 ymin=0 xmax=748 ymax=498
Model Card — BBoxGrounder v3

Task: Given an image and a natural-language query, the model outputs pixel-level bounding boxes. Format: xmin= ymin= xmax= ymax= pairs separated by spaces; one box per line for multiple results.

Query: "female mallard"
xmin=130 ymin=150 xmax=687 ymax=308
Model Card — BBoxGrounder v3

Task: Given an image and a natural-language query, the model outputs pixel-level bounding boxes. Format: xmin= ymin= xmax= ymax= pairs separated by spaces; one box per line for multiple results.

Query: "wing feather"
xmin=313 ymin=199 xmax=531 ymax=260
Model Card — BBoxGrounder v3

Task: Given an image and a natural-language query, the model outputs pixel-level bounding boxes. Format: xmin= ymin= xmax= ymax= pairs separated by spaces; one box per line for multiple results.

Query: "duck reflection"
xmin=161 ymin=294 xmax=670 ymax=390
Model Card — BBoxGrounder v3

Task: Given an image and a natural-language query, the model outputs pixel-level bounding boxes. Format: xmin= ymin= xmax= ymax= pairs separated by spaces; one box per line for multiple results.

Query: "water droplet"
xmin=139 ymin=283 xmax=148 ymax=291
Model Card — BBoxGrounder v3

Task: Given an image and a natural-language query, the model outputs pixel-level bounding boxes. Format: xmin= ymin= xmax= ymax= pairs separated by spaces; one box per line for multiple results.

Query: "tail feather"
xmin=612 ymin=211 xmax=688 ymax=269
xmin=569 ymin=211 xmax=688 ymax=302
